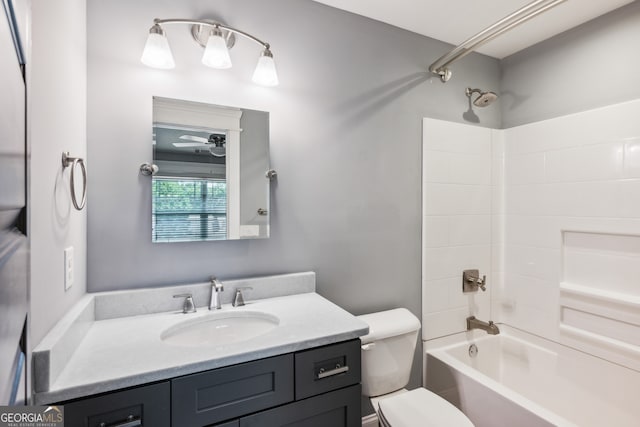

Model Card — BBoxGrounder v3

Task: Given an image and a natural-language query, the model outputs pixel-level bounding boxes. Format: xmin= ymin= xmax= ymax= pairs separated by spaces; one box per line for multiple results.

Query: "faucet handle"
xmin=233 ymin=287 xmax=253 ymax=307
xmin=478 ymin=275 xmax=487 ymax=291
xmin=173 ymin=293 xmax=197 ymax=314
xmin=211 ymin=276 xmax=224 ymax=291
xmin=462 ymin=269 xmax=487 ymax=292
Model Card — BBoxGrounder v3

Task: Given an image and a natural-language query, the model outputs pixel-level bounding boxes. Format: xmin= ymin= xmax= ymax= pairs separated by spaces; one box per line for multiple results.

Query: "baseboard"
xmin=362 ymin=413 xmax=379 ymax=427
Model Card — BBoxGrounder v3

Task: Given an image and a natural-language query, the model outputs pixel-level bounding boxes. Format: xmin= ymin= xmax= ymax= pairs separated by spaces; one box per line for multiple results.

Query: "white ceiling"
xmin=312 ymin=0 xmax=634 ymax=58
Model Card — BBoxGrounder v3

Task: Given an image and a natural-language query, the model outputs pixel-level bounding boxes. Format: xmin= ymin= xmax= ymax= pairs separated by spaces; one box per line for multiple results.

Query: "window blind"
xmin=152 ymin=177 xmax=227 ymax=242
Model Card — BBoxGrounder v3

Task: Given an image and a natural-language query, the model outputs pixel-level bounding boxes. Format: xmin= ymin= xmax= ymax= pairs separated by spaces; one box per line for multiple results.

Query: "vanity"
xmin=33 ymin=272 xmax=368 ymax=427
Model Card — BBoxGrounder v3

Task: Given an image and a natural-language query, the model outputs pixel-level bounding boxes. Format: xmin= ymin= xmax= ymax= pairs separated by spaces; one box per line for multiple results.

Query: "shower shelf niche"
xmin=560 ymin=231 xmax=640 ymax=371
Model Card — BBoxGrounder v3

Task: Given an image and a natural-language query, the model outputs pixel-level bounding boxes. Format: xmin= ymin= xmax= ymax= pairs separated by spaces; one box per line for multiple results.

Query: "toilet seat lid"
xmin=378 ymin=388 xmax=474 ymax=427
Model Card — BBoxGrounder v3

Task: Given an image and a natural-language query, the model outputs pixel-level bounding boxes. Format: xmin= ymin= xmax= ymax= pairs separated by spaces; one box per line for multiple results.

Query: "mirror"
xmin=152 ymin=97 xmax=270 ymax=242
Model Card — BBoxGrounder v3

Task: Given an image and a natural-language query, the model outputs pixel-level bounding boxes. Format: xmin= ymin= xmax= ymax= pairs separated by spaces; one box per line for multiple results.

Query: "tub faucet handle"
xmin=477 ymin=275 xmax=487 ymax=291
xmin=463 ymin=269 xmax=487 ymax=292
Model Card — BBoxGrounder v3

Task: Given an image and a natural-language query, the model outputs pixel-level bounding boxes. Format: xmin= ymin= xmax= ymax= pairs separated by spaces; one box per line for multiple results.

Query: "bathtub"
xmin=423 ymin=325 xmax=640 ymax=427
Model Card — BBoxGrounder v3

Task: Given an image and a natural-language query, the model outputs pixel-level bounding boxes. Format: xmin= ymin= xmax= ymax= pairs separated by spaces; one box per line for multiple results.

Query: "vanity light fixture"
xmin=141 ymin=18 xmax=279 ymax=86
xmin=140 ymin=24 xmax=175 ymax=69
xmin=201 ymin=26 xmax=232 ymax=69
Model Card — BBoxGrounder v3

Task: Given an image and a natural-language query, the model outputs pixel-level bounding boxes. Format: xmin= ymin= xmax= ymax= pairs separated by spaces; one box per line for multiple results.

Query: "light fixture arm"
xmin=152 ymin=18 xmax=270 ymax=50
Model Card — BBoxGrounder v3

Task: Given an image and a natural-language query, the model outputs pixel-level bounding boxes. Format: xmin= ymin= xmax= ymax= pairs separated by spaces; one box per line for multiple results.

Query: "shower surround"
xmin=500 ymin=98 xmax=640 ymax=369
xmin=422 ymin=98 xmax=640 ymax=422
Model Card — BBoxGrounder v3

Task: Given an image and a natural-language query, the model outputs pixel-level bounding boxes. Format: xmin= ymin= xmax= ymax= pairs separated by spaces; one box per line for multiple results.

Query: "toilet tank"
xmin=358 ymin=308 xmax=421 ymax=397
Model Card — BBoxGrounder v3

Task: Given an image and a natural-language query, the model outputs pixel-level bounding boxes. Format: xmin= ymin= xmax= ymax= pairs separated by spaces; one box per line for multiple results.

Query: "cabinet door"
xmin=63 ymin=382 xmax=170 ymax=427
xmin=294 ymin=339 xmax=360 ymax=400
xmin=172 ymin=354 xmax=293 ymax=427
xmin=240 ymin=384 xmax=361 ymax=427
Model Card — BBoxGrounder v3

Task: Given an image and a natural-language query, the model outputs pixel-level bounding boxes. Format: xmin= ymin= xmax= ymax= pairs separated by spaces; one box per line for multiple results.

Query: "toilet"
xmin=358 ymin=308 xmax=474 ymax=427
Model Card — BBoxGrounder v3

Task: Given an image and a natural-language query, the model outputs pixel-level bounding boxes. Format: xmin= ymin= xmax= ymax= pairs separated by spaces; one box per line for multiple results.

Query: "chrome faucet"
xmin=466 ymin=316 xmax=500 ymax=335
xmin=209 ymin=277 xmax=224 ymax=310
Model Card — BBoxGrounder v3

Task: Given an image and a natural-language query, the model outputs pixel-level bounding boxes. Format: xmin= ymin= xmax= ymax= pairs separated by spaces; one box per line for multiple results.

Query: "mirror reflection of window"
xmin=152 ymin=178 xmax=227 ymax=242
xmin=151 ymin=97 xmax=270 ymax=242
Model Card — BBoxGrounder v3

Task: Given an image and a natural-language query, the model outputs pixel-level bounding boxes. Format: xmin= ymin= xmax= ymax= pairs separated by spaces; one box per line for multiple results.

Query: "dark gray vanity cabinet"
xmin=62 ymin=381 xmax=170 ymax=427
xmin=172 ymin=339 xmax=361 ymax=427
xmin=294 ymin=339 xmax=361 ymax=400
xmin=172 ymin=354 xmax=294 ymax=426
xmin=60 ymin=339 xmax=361 ymax=427
xmin=240 ymin=384 xmax=361 ymax=427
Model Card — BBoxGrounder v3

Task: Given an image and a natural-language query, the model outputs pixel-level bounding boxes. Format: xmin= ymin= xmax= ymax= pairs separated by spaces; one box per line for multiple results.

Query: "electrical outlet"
xmin=64 ymin=246 xmax=74 ymax=290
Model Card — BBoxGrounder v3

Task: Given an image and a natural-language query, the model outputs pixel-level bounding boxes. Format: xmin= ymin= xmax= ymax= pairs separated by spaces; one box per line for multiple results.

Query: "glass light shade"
xmin=140 ymin=32 xmax=175 ymax=69
xmin=202 ymin=33 xmax=232 ymax=69
xmin=252 ymin=51 xmax=279 ymax=87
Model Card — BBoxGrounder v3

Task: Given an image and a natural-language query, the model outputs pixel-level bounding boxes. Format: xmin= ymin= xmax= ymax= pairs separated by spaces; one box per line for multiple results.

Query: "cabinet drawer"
xmin=294 ymin=339 xmax=360 ymax=400
xmin=63 ymin=381 xmax=170 ymax=427
xmin=172 ymin=354 xmax=294 ymax=427
xmin=240 ymin=384 xmax=361 ymax=427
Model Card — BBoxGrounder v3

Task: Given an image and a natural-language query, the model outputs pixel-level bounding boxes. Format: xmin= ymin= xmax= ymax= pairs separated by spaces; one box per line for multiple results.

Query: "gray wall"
xmin=86 ymin=0 xmax=500 ymax=401
xmin=29 ymin=0 xmax=87 ymax=347
xmin=501 ymin=1 xmax=640 ymax=128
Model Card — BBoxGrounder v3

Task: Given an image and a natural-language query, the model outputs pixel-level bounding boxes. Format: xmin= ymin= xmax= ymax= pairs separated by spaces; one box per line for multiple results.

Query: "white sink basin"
xmin=160 ymin=311 xmax=279 ymax=347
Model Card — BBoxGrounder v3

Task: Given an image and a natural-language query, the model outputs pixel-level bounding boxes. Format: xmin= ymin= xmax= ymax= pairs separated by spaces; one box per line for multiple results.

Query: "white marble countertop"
xmin=34 ymin=289 xmax=368 ymax=404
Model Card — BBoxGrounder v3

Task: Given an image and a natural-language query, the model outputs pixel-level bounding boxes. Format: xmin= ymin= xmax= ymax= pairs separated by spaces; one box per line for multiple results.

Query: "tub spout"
xmin=466 ymin=316 xmax=500 ymax=335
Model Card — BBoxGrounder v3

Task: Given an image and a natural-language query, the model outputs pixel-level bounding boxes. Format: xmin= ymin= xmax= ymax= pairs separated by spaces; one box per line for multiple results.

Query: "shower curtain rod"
xmin=429 ymin=0 xmax=567 ymax=82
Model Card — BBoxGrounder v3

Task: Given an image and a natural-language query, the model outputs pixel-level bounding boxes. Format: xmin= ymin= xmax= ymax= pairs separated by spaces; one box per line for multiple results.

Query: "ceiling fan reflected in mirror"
xmin=172 ymin=133 xmax=226 ymax=157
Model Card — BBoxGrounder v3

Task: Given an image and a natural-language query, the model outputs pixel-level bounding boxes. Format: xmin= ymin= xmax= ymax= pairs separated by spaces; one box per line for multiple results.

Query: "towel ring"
xmin=62 ymin=152 xmax=87 ymax=211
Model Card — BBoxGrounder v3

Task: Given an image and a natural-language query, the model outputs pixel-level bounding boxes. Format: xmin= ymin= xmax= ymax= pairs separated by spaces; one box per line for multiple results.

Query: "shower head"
xmin=465 ymin=87 xmax=498 ymax=107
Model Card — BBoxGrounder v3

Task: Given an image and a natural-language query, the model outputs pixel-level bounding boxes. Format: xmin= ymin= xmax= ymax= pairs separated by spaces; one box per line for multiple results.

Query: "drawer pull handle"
xmin=317 ymin=364 xmax=349 ymax=379
xmin=99 ymin=415 xmax=141 ymax=427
